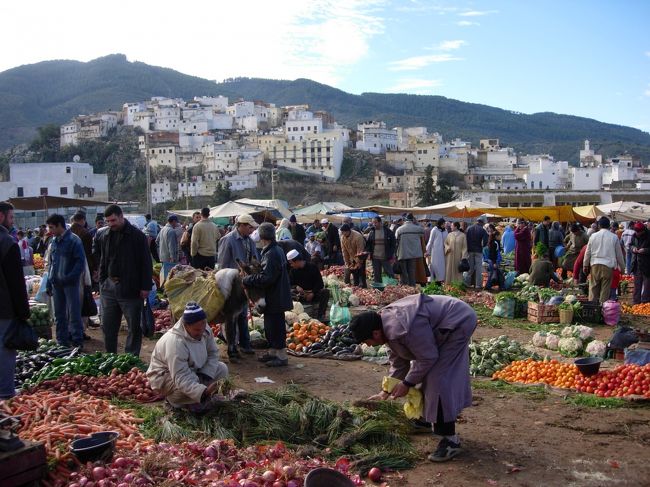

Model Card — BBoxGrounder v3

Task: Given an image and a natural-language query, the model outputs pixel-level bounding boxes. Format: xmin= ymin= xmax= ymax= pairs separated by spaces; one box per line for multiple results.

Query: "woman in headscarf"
xmin=514 ymin=219 xmax=532 ymax=274
xmin=350 ymin=294 xmax=477 ymax=463
xmin=275 ymin=218 xmax=292 ymax=241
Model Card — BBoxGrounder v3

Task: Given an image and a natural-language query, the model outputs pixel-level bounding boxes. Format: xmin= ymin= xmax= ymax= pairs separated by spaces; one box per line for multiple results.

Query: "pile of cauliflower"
xmin=532 ymin=325 xmax=606 ymax=358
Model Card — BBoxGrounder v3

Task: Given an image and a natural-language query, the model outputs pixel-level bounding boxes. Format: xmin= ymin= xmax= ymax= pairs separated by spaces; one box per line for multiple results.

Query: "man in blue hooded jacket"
xmin=46 ymin=213 xmax=86 ymax=348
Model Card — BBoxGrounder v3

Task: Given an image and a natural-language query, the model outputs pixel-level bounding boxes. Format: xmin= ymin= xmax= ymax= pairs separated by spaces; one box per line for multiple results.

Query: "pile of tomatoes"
xmin=492 ymin=358 xmax=578 ymax=389
xmin=575 ymin=364 xmax=650 ymax=398
xmin=287 ymin=320 xmax=330 ymax=352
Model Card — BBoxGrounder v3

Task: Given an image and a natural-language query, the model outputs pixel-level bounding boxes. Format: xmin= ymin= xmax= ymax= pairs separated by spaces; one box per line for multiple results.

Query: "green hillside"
xmin=1 ymin=54 xmax=649 ymax=162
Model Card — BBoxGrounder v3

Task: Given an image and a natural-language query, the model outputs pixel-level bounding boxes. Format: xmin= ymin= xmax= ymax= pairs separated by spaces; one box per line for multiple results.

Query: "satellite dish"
xmin=73 ymin=155 xmax=81 ymax=162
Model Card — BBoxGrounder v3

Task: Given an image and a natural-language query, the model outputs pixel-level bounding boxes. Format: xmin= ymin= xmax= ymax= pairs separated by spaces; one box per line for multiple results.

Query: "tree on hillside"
xmin=28 ymin=124 xmax=60 ymax=161
xmin=416 ymin=165 xmax=455 ymax=206
xmin=213 ymin=182 xmax=232 ymax=205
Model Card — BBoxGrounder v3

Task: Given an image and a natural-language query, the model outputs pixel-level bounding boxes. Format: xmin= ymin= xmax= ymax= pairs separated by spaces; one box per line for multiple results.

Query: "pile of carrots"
xmin=287 ymin=320 xmax=330 ymax=352
xmin=622 ymin=303 xmax=650 ymax=315
xmin=492 ymin=358 xmax=578 ymax=389
xmin=1 ymin=390 xmax=151 ymax=486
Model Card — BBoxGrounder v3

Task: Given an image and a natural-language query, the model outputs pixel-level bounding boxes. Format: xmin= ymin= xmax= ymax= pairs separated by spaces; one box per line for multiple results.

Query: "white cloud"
xmin=458 ymin=10 xmax=498 ymax=17
xmin=389 ymin=53 xmax=463 ymax=71
xmin=644 ymin=85 xmax=650 ymax=97
xmin=0 ymin=0 xmax=386 ymax=87
xmin=437 ymin=40 xmax=466 ymax=51
xmin=457 ymin=20 xmax=479 ymax=26
xmin=388 ymin=78 xmax=442 ymax=93
xmin=646 ymin=51 xmax=650 ymax=57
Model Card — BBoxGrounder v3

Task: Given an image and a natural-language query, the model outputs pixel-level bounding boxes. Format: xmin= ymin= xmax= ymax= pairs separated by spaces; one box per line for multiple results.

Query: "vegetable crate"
xmin=577 ymin=303 xmax=603 ymax=324
xmin=527 ymin=302 xmax=559 ymax=324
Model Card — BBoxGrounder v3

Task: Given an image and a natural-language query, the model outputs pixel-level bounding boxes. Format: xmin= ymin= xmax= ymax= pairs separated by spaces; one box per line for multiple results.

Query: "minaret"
xmin=584 ymin=139 xmax=590 ymax=151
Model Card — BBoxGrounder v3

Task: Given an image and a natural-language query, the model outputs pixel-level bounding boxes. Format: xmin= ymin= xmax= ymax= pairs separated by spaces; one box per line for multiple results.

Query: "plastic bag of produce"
xmin=329 ymin=303 xmax=351 ymax=325
xmin=382 ymin=276 xmax=399 ymax=286
xmin=34 ymin=272 xmax=49 ymax=304
xmin=493 ymin=298 xmax=515 ymax=319
xmin=382 ymin=376 xmax=423 ymax=419
xmin=165 ymin=276 xmax=225 ymax=322
xmin=602 ymin=300 xmax=621 ymax=326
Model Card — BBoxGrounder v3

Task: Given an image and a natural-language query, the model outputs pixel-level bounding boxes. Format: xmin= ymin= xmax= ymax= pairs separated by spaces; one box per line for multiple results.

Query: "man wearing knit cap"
xmin=584 ymin=216 xmax=625 ymax=304
xmin=147 ymin=302 xmax=228 ymax=412
xmin=288 ymin=215 xmax=306 ymax=244
xmin=242 ymin=222 xmax=293 ymax=367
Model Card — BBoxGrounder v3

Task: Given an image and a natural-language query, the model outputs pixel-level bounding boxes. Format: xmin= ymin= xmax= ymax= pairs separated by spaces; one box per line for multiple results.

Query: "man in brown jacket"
xmin=341 ymin=223 xmax=367 ymax=288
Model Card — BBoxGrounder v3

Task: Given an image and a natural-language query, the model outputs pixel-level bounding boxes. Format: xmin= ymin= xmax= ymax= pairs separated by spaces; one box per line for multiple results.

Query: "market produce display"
xmin=492 ymin=358 xmax=578 ymax=389
xmin=32 ymin=368 xmax=161 ymax=403
xmin=153 ymin=308 xmax=174 ymax=332
xmin=469 ymin=336 xmax=539 ymax=377
xmin=462 ymin=291 xmax=496 ymax=308
xmin=321 ymin=265 xmax=346 ymax=278
xmin=532 ymin=325 xmax=595 ymax=357
xmin=23 ymin=352 xmax=146 ymax=388
xmin=349 ymin=285 xmax=419 ymax=307
xmin=1 ymin=390 xmax=152 ymax=486
xmin=14 ymin=340 xmax=76 ymax=389
xmin=289 ymin=323 xmax=360 ymax=358
xmin=33 ymin=253 xmax=45 ymax=270
xmin=286 ymin=320 xmax=330 ymax=352
xmin=71 ymin=441 xmax=366 ymax=487
xmin=575 ymin=363 xmax=650 ymax=398
xmin=145 ymin=384 xmax=417 ymax=474
xmin=622 ymin=303 xmax=650 ymax=316
xmin=28 ymin=304 xmax=51 ymax=328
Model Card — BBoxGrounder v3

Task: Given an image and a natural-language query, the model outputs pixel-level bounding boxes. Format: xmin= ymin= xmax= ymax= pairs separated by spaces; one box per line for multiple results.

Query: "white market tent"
xmin=169 ymin=201 xmax=275 ymax=219
xmin=293 ymin=202 xmax=353 ymax=216
xmin=235 ymin=198 xmax=292 ymax=218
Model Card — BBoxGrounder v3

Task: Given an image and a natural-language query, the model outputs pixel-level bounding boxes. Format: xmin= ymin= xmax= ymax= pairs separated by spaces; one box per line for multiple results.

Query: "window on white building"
xmin=60 ymin=187 xmax=67 ymax=195
xmin=66 ymin=167 xmax=71 ymax=173
xmin=40 ymin=187 xmax=48 ymax=196
xmin=17 ymin=187 xmax=24 ymax=197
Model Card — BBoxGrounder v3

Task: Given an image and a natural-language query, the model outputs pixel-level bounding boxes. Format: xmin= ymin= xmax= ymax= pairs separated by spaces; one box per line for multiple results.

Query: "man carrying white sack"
xmin=147 ymin=302 xmax=228 ymax=412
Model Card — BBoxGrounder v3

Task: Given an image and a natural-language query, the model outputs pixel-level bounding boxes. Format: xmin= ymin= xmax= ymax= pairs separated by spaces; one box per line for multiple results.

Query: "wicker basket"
xmin=559 ymin=308 xmax=574 ymax=324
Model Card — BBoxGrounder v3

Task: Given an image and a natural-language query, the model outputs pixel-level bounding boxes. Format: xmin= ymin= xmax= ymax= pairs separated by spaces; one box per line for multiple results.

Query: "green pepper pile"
xmin=23 ymin=352 xmax=146 ymax=388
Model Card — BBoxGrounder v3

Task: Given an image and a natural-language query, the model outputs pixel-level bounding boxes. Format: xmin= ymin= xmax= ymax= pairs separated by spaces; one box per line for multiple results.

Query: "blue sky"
xmin=1 ymin=0 xmax=649 ymax=131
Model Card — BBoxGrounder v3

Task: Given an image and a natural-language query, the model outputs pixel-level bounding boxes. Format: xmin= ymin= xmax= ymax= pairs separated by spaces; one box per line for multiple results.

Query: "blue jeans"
xmin=626 ymin=249 xmax=632 ymax=275
xmin=0 ymin=319 xmax=17 ymax=399
xmin=237 ymin=305 xmax=252 ymax=350
xmin=52 ymin=284 xmax=84 ymax=346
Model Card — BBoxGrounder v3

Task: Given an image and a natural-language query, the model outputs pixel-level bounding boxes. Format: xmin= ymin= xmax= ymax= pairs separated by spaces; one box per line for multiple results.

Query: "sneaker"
xmin=428 ymin=438 xmax=462 ymax=462
xmin=410 ymin=418 xmax=432 ymax=434
xmin=265 ymin=358 xmax=288 ymax=367
xmin=258 ymin=353 xmax=277 ymax=363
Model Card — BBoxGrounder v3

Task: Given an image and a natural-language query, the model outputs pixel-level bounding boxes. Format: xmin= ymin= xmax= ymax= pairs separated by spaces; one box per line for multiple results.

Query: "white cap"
xmin=286 ymin=249 xmax=300 ymax=261
xmin=251 ymin=229 xmax=260 ymax=243
xmin=320 ymin=218 xmax=329 ymax=224
xmin=236 ymin=214 xmax=259 ymax=227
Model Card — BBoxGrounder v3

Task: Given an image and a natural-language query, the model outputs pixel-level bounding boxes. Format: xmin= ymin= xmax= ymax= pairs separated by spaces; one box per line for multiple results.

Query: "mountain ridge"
xmin=1 ymin=54 xmax=649 ymax=162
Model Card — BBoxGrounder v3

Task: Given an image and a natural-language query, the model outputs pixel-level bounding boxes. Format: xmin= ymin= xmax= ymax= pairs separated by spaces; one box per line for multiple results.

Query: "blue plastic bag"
xmin=35 ymin=272 xmax=49 ymax=304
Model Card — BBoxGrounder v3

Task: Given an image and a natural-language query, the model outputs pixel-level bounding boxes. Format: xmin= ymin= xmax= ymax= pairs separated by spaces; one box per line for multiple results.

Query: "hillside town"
xmin=1 ymin=94 xmax=646 ymax=211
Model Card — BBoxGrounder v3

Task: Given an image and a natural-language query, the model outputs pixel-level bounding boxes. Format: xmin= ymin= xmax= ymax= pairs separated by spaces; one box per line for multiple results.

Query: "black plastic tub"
xmin=305 ymin=468 xmax=354 ymax=487
xmin=70 ymin=431 xmax=119 ymax=463
xmin=574 ymin=357 xmax=603 ymax=377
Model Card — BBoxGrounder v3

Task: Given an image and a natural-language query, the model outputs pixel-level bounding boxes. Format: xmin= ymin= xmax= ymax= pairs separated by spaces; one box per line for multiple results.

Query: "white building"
xmin=147 ymin=145 xmax=177 ymax=169
xmin=267 ymin=133 xmax=345 ymax=180
xmin=356 ymin=121 xmax=398 ymax=154
xmin=0 ymin=163 xmax=109 ymax=200
xmin=60 ymin=113 xmax=119 ymax=147
xmin=132 ymin=111 xmax=155 ymax=133
xmin=193 ymin=96 xmax=228 ymax=112
xmin=153 ymin=106 xmax=180 ymax=131
xmin=525 ymin=157 xmax=569 ymax=190
xmin=285 ymin=110 xmax=323 ymax=141
xmin=579 ymin=139 xmax=603 ymax=166
xmin=570 ymin=166 xmax=603 ymax=191
xmin=123 ymin=102 xmax=146 ymax=126
xmin=151 ymin=180 xmax=174 ymax=204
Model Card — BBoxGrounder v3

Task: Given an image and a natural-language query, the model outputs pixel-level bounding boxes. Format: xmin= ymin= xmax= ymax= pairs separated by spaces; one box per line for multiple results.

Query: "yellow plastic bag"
xmin=382 ymin=376 xmax=424 ymax=419
xmin=165 ymin=275 xmax=225 ymax=322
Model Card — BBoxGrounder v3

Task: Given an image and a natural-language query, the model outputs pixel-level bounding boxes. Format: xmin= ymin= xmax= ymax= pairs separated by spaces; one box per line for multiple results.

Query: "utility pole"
xmin=184 ymin=167 xmax=189 ymax=210
xmin=271 ymin=162 xmax=279 ymax=200
xmin=145 ymin=134 xmax=152 ymax=215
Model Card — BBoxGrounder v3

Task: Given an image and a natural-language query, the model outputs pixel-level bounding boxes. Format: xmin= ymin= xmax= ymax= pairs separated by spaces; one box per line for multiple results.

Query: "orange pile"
xmin=287 ymin=320 xmax=330 ymax=352
xmin=492 ymin=358 xmax=578 ymax=389
xmin=622 ymin=303 xmax=650 ymax=316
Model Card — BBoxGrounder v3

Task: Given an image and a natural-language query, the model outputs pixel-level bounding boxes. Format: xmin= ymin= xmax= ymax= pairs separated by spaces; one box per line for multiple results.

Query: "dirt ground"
xmin=83 ymin=318 xmax=650 ymax=487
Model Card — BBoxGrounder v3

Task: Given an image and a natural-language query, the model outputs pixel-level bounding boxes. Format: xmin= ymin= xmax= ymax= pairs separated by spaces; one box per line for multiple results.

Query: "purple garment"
xmin=380 ymin=293 xmax=477 ymax=423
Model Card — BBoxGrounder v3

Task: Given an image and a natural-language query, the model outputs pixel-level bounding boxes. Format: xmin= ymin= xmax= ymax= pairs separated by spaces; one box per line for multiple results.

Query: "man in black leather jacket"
xmin=243 ymin=222 xmax=292 ymax=367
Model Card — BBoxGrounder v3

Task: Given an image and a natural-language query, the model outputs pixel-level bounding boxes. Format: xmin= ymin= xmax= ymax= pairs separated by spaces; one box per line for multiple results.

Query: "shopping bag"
xmin=35 ymin=272 xmax=49 ymax=303
xmin=81 ymin=285 xmax=98 ymax=317
xmin=4 ymin=319 xmax=38 ymax=351
xmin=329 ymin=304 xmax=351 ymax=325
xmin=141 ymin=300 xmax=155 ymax=338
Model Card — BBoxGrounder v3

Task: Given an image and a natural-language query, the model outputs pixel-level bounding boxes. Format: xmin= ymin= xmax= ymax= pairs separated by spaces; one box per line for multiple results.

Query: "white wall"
xmin=7 ymin=163 xmax=108 ymax=200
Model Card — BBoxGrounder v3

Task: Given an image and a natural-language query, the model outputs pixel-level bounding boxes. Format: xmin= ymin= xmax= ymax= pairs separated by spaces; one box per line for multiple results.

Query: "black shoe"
xmin=410 ymin=418 xmax=432 ymax=434
xmin=83 ymin=333 xmax=92 ymax=341
xmin=265 ymin=358 xmax=288 ymax=367
xmin=258 ymin=353 xmax=277 ymax=363
xmin=228 ymin=350 xmax=241 ymax=363
xmin=241 ymin=348 xmax=255 ymax=355
xmin=428 ymin=438 xmax=462 ymax=462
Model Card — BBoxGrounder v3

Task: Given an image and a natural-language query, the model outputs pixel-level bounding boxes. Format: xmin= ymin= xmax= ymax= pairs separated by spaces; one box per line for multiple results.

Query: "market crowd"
xmin=2 ymin=199 xmax=647 ymax=463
